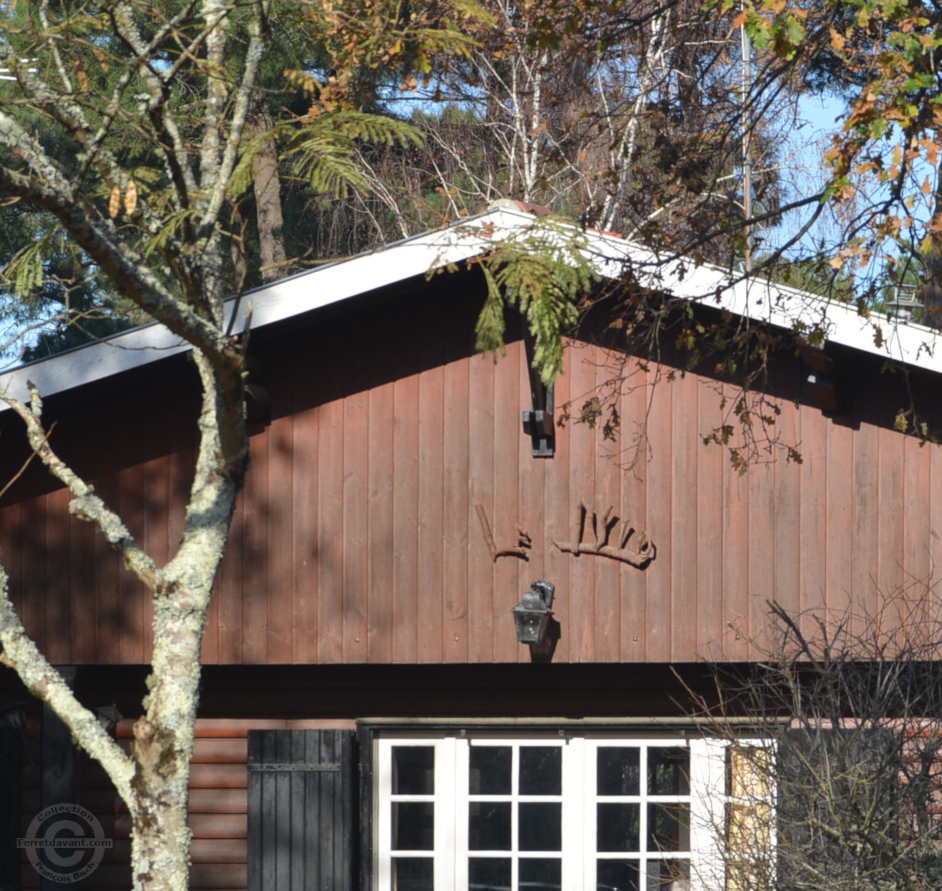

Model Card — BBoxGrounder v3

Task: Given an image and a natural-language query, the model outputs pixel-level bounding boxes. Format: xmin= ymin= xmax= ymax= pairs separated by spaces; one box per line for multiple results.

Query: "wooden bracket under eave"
xmin=799 ymin=344 xmax=841 ymax=413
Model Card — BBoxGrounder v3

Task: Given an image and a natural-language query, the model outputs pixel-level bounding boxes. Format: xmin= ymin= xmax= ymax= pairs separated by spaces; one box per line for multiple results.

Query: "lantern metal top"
xmin=512 ymin=580 xmax=555 ymax=645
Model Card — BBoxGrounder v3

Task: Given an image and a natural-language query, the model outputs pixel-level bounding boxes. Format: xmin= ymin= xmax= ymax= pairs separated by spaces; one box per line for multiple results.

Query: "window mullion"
xmin=449 ymin=737 xmax=467 ymax=891
xmin=640 ymin=743 xmax=649 ymax=884
xmin=564 ymin=736 xmax=587 ymax=891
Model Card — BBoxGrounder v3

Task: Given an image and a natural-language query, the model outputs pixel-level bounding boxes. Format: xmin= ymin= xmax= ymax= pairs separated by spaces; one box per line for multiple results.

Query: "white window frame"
xmin=374 ymin=731 xmax=772 ymax=891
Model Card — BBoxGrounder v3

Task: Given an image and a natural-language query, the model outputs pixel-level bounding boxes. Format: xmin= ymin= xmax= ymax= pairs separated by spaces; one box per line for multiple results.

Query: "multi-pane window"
xmin=594 ymin=744 xmax=691 ymax=891
xmin=376 ymin=734 xmax=754 ymax=891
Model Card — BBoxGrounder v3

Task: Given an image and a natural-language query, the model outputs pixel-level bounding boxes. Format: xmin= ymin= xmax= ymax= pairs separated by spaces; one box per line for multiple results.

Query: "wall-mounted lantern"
xmin=94 ymin=705 xmax=123 ymax=736
xmin=0 ymin=701 xmax=25 ymax=734
xmin=512 ymin=580 xmax=555 ymax=645
xmin=1 ymin=700 xmax=34 ymax=770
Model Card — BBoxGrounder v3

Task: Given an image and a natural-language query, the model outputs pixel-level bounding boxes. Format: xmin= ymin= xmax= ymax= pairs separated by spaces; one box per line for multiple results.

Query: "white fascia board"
xmin=0 ymin=207 xmax=533 ymax=410
xmin=575 ymin=223 xmax=942 ymax=374
xmin=665 ymin=259 xmax=942 ymax=374
xmin=1 ymin=204 xmax=940 ymax=411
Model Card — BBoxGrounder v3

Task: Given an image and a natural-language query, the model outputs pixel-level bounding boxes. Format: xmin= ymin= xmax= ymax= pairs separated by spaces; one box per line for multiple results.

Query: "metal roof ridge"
xmin=0 ymin=205 xmax=940 ymax=411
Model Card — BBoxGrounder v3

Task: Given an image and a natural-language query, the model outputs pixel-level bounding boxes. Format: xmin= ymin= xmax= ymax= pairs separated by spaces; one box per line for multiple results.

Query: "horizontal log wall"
xmin=16 ymin=719 xmax=347 ymax=890
xmin=1 ymin=276 xmax=941 ymax=665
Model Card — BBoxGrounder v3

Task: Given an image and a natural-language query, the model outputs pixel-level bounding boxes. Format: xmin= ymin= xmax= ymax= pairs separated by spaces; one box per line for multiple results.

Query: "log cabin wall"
xmin=12 ymin=717 xmax=347 ymax=891
xmin=0 ymin=269 xmax=940 ymax=666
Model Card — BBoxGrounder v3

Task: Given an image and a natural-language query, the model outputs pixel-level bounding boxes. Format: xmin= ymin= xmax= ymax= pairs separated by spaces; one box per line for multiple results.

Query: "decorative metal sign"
xmin=475 ymin=504 xmax=532 ymax=561
xmin=553 ymin=501 xmax=655 ymax=568
xmin=475 ymin=501 xmax=655 ymax=568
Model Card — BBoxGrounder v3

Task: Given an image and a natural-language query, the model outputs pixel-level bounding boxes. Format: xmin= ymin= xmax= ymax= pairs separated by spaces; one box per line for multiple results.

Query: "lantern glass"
xmin=0 ymin=701 xmax=25 ymax=732
xmin=512 ymin=606 xmax=551 ymax=645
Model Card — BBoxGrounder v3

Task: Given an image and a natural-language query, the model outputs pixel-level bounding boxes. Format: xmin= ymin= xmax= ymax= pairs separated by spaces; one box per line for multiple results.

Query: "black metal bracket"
xmin=522 ymin=334 xmax=555 ymax=458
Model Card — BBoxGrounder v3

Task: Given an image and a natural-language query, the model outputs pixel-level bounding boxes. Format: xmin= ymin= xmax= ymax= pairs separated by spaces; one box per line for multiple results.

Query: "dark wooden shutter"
xmin=247 ymin=729 xmax=357 ymax=891
xmin=0 ymin=728 xmax=19 ymax=891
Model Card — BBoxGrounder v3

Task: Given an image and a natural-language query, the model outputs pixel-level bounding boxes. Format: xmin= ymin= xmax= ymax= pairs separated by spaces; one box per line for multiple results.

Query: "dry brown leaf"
xmin=124 ymin=178 xmax=138 ymax=215
xmin=108 ymin=184 xmax=121 ymax=219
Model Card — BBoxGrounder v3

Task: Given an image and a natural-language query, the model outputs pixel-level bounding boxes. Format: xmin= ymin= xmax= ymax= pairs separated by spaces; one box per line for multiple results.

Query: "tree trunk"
xmin=128 ymin=602 xmax=205 ymax=891
xmin=252 ymin=107 xmax=286 ymax=282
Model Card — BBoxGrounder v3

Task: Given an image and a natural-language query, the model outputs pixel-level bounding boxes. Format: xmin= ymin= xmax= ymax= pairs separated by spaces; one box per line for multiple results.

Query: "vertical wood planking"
xmin=45 ymin=486 xmax=72 ymax=663
xmin=931 ymin=447 xmax=942 ymax=614
xmin=643 ymin=368 xmax=672 ymax=662
xmin=902 ymin=435 xmax=931 ymax=609
xmin=467 ymin=353 xmax=496 ymax=663
xmin=71 ymin=495 xmax=97 ymax=662
xmin=798 ymin=406 xmax=827 ymax=634
xmin=141 ymin=412 xmax=170 ymax=659
xmin=118 ymin=461 xmax=146 ymax=664
xmin=306 ymin=318 xmax=351 ymax=668
xmin=170 ymin=416 xmax=200 ymax=661
xmin=618 ymin=359 xmax=648 ymax=662
xmin=566 ymin=342 xmax=598 ymax=662
xmin=93 ymin=498 xmax=121 ymax=663
xmin=367 ymin=371 xmax=396 ymax=664
xmin=695 ymin=379 xmax=724 ymax=660
xmin=670 ymin=371 xmax=698 ymax=660
xmin=543 ymin=343 xmax=572 ymax=663
xmin=746 ymin=449 xmax=775 ymax=647
xmin=876 ymin=424 xmax=905 ymax=627
xmin=342 ymin=354 xmax=370 ymax=662
xmin=217 ymin=488 xmax=246 ymax=664
xmin=442 ymin=357 xmax=470 ymax=661
xmin=243 ymin=430 xmax=270 ymax=664
xmin=291 ymin=403 xmax=319 ymax=664
xmin=852 ymin=420 xmax=881 ymax=630
xmin=13 ymin=302 xmax=942 ymax=669
xmin=268 ymin=415 xmax=295 ymax=664
xmin=392 ymin=371 xmax=420 ymax=664
xmin=825 ymin=416 xmax=854 ymax=619
xmin=417 ymin=362 xmax=445 ymax=663
xmin=247 ymin=728 xmax=355 ymax=891
xmin=317 ymin=386 xmax=345 ymax=664
xmin=721 ymin=382 xmax=750 ymax=660
xmin=593 ymin=348 xmax=622 ymax=662
xmin=492 ymin=345 xmax=522 ymax=663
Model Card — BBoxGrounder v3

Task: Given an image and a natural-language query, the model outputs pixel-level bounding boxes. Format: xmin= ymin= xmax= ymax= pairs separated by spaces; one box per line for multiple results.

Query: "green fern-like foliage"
xmin=477 ymin=219 xmax=600 ymax=385
xmin=276 ymin=111 xmax=424 ymax=199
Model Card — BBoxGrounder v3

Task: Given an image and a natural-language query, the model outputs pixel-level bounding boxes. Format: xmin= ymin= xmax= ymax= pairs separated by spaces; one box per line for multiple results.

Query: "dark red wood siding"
xmin=1 ymin=273 xmax=940 ymax=665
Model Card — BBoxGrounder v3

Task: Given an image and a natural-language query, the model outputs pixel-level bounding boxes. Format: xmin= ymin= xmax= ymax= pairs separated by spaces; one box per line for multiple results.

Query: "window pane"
xmin=519 ymin=857 xmax=561 ymax=890
xmin=646 ymin=858 xmax=689 ymax=891
xmin=598 ymin=748 xmax=640 ymax=796
xmin=597 ymin=859 xmax=640 ymax=891
xmin=393 ymin=858 xmax=434 ymax=891
xmin=393 ymin=747 xmax=435 ymax=795
xmin=470 ymin=746 xmax=512 ymax=795
xmin=520 ymin=747 xmax=562 ymax=795
xmin=469 ymin=857 xmax=511 ymax=891
xmin=728 ymin=746 xmax=772 ymax=801
xmin=597 ymin=803 xmax=640 ymax=852
xmin=647 ymin=748 xmax=689 ymax=796
xmin=392 ymin=802 xmax=434 ymax=851
xmin=519 ymin=803 xmax=562 ymax=851
xmin=646 ymin=804 xmax=690 ymax=853
xmin=469 ymin=802 xmax=512 ymax=850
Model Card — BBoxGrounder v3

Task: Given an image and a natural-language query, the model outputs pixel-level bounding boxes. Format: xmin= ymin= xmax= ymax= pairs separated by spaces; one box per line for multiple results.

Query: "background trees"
xmin=0 ymin=2 xmax=467 ymax=889
xmin=699 ymin=598 xmax=942 ymax=891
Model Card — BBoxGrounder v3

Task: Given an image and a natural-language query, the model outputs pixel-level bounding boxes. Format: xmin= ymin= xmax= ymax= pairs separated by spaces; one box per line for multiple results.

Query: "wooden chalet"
xmin=0 ymin=203 xmax=941 ymax=890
